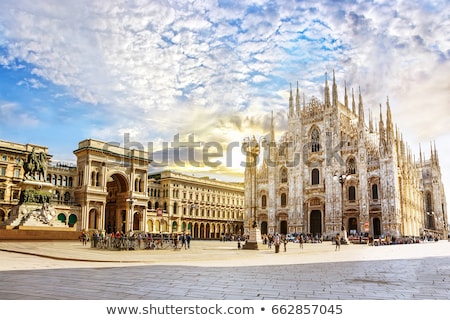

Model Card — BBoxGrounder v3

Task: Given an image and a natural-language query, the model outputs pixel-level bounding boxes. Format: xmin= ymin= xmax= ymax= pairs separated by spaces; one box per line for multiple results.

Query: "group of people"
xmin=174 ymin=233 xmax=192 ymax=249
xmin=79 ymin=230 xmax=193 ymax=251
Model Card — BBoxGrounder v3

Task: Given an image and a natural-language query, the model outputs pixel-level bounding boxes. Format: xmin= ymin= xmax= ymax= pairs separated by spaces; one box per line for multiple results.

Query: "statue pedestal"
xmin=20 ymin=180 xmax=54 ymax=192
xmin=242 ymin=228 xmax=263 ymax=250
xmin=2 ymin=179 xmax=66 ymax=229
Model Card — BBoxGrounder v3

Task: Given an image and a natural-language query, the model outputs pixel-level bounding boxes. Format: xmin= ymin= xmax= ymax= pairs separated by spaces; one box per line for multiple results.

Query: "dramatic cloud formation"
xmin=0 ymin=0 xmax=449 ymax=187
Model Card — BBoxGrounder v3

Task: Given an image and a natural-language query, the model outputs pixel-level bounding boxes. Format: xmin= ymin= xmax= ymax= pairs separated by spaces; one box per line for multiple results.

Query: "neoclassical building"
xmin=147 ymin=170 xmax=244 ymax=239
xmin=244 ymin=72 xmax=448 ymax=240
xmin=0 ymin=138 xmax=244 ymax=239
xmin=0 ymin=140 xmax=80 ymax=228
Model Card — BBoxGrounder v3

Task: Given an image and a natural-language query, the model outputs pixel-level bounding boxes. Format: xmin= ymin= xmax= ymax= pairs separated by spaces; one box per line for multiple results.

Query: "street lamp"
xmin=333 ymin=172 xmax=352 ymax=243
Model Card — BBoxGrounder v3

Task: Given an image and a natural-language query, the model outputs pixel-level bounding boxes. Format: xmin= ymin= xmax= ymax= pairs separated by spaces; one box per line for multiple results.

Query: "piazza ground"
xmin=0 ymin=239 xmax=449 ymax=299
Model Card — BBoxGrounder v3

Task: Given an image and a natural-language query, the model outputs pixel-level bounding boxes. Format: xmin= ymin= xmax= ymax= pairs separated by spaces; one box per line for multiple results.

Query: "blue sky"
xmin=0 ymin=0 xmax=449 ymax=191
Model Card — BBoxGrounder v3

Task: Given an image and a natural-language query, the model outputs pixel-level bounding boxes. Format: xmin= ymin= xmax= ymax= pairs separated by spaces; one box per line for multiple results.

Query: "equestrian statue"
xmin=23 ymin=147 xmax=48 ymax=181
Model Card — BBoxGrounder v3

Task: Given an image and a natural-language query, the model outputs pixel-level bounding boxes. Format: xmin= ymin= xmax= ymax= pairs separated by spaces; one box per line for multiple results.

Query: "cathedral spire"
xmin=289 ymin=83 xmax=294 ymax=118
xmin=352 ymin=88 xmax=356 ymax=114
xmin=368 ymin=109 xmax=374 ymax=132
xmin=324 ymin=72 xmax=331 ymax=108
xmin=379 ymin=104 xmax=386 ymax=146
xmin=270 ymin=110 xmax=275 ymax=143
xmin=419 ymin=143 xmax=423 ymax=164
xmin=269 ymin=110 xmax=277 ymax=164
xmin=332 ymin=69 xmax=338 ymax=108
xmin=430 ymin=141 xmax=435 ymax=163
xmin=358 ymin=86 xmax=364 ymax=124
xmin=344 ymin=81 xmax=348 ymax=110
xmin=433 ymin=140 xmax=439 ymax=166
xmin=296 ymin=81 xmax=301 ymax=116
xmin=386 ymin=96 xmax=394 ymax=145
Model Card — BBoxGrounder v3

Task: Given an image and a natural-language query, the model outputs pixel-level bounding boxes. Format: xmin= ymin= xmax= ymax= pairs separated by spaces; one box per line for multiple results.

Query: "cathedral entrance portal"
xmin=280 ymin=221 xmax=288 ymax=235
xmin=260 ymin=221 xmax=268 ymax=235
xmin=373 ymin=218 xmax=381 ymax=237
xmin=310 ymin=210 xmax=322 ymax=236
xmin=348 ymin=217 xmax=358 ymax=235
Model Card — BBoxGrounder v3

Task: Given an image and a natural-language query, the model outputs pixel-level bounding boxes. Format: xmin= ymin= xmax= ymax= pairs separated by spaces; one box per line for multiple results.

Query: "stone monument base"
xmin=242 ymin=227 xmax=263 ymax=250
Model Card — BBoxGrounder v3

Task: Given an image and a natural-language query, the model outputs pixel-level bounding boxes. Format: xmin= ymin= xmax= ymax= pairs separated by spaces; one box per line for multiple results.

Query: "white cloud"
xmin=0 ymin=101 xmax=40 ymax=127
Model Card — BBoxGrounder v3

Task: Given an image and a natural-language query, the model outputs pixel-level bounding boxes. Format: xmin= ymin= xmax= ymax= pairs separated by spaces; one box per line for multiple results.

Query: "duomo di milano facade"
xmin=0 ymin=72 xmax=447 ymax=240
xmin=243 ymin=71 xmax=447 ymax=240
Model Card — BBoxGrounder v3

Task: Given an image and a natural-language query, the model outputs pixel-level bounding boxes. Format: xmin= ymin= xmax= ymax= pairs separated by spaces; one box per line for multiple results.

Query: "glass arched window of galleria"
xmin=280 ymin=167 xmax=287 ymax=183
xmin=281 ymin=193 xmax=287 ymax=207
xmin=311 ymin=128 xmax=320 ymax=152
xmin=311 ymin=168 xmax=320 ymax=185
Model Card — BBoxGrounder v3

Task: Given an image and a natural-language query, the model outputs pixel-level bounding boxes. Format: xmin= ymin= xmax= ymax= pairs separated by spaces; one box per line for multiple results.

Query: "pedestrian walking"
xmin=335 ymin=233 xmax=341 ymax=251
xmin=186 ymin=233 xmax=191 ymax=249
xmin=180 ymin=233 xmax=187 ymax=249
xmin=80 ymin=230 xmax=88 ymax=246
xmin=274 ymin=233 xmax=280 ymax=253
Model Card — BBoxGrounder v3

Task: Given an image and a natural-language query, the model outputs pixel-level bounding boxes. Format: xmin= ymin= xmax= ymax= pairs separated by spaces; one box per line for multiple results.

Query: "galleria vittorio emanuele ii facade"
xmin=0 ymin=139 xmax=244 ymax=239
xmin=243 ymin=72 xmax=448 ymax=241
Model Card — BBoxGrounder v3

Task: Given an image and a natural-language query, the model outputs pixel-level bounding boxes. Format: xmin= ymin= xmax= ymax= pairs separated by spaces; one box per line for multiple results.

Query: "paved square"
xmin=0 ymin=240 xmax=449 ymax=299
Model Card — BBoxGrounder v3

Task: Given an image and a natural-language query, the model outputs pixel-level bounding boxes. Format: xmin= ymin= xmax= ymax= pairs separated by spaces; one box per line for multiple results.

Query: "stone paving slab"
xmin=0 ymin=240 xmax=449 ymax=300
xmin=1 ymin=239 xmax=449 ymax=267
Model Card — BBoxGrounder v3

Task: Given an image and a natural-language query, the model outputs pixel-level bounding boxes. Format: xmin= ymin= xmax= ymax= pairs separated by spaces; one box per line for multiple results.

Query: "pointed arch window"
xmin=348 ymin=186 xmax=356 ymax=201
xmin=280 ymin=168 xmax=288 ymax=183
xmin=311 ymin=128 xmax=320 ymax=152
xmin=311 ymin=168 xmax=320 ymax=185
xmin=372 ymin=184 xmax=379 ymax=200
xmin=281 ymin=193 xmax=287 ymax=207
xmin=426 ymin=192 xmax=433 ymax=212
xmin=261 ymin=195 xmax=267 ymax=208
xmin=347 ymin=158 xmax=356 ymax=174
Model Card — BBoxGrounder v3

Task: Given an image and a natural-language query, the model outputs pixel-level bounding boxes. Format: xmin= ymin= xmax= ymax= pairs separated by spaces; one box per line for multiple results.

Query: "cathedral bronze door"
xmin=310 ymin=210 xmax=322 ymax=236
xmin=373 ymin=218 xmax=381 ymax=237
xmin=280 ymin=221 xmax=288 ymax=234
xmin=261 ymin=221 xmax=268 ymax=235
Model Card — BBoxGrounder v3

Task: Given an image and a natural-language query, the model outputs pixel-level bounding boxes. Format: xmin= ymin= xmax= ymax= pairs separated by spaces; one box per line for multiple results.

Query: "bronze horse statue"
xmin=23 ymin=148 xmax=47 ymax=181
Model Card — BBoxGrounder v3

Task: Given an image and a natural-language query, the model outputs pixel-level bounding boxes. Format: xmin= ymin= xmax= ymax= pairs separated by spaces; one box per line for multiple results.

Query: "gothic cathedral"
xmin=244 ymin=71 xmax=448 ymax=241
